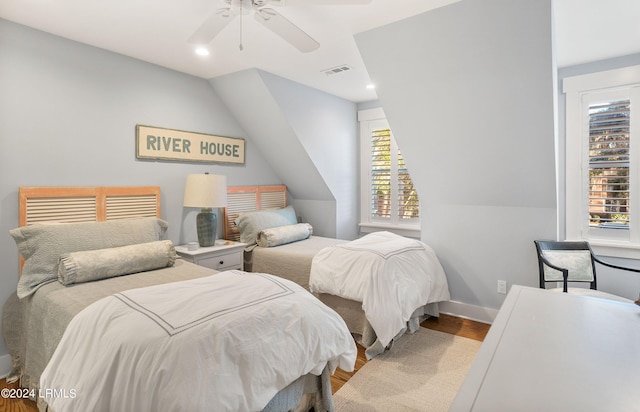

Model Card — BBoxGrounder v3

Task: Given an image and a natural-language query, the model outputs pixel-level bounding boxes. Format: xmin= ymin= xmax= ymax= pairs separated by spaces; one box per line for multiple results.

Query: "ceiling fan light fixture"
xmin=191 ymin=0 xmax=370 ymax=53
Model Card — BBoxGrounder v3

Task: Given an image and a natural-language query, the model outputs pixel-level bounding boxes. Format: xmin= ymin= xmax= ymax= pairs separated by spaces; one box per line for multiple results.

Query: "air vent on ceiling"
xmin=322 ymin=65 xmax=352 ymax=76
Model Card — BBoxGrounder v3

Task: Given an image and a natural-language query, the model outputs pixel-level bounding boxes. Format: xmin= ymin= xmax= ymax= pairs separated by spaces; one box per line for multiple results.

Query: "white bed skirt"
xmin=317 ymin=293 xmax=440 ymax=359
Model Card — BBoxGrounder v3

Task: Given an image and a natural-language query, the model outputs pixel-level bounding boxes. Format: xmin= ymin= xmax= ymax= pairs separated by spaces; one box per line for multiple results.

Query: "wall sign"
xmin=135 ymin=124 xmax=245 ymax=165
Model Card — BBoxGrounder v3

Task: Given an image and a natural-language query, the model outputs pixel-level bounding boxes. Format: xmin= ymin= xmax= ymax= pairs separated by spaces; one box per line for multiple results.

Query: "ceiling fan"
xmin=188 ymin=0 xmax=372 ymax=53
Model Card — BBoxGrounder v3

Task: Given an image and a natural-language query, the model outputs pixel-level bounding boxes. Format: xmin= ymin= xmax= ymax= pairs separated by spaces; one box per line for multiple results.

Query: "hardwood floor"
xmin=0 ymin=377 xmax=37 ymax=412
xmin=0 ymin=314 xmax=490 ymax=411
xmin=421 ymin=313 xmax=490 ymax=342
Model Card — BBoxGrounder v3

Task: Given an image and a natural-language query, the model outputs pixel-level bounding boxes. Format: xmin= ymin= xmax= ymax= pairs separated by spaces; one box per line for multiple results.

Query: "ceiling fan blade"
xmin=254 ymin=8 xmax=320 ymax=52
xmin=270 ymin=0 xmax=372 ymax=5
xmin=188 ymin=8 xmax=237 ymax=44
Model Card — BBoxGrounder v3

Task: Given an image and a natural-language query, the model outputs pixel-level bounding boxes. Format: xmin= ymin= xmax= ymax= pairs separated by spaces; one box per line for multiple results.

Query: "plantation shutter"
xmin=369 ymin=127 xmax=419 ymax=221
xmin=371 ymin=128 xmax=391 ymax=219
xmin=398 ymin=150 xmax=419 ymax=220
xmin=588 ymin=99 xmax=630 ymax=228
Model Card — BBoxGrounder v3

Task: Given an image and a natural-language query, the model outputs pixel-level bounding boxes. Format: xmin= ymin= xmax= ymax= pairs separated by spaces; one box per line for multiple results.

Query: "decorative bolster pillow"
xmin=57 ymin=240 xmax=177 ymax=286
xmin=235 ymin=206 xmax=298 ymax=246
xmin=10 ymin=217 xmax=168 ymax=298
xmin=256 ymin=223 xmax=313 ymax=248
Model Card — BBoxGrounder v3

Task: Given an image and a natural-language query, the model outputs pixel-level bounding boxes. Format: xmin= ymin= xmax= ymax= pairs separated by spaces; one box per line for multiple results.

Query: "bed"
xmin=2 ymin=186 xmax=357 ymax=412
xmin=224 ymin=185 xmax=451 ymax=359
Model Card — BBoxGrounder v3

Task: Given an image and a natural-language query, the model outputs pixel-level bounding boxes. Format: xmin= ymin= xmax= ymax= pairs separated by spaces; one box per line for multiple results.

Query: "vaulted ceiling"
xmin=1 ymin=0 xmax=639 ymax=103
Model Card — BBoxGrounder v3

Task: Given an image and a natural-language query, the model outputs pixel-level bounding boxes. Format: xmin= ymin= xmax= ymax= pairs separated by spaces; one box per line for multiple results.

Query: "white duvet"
xmin=309 ymin=231 xmax=450 ymax=347
xmin=40 ymin=271 xmax=357 ymax=412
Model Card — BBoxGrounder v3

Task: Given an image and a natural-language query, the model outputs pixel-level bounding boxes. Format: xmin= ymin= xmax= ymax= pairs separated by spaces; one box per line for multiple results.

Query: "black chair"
xmin=534 ymin=240 xmax=638 ymax=302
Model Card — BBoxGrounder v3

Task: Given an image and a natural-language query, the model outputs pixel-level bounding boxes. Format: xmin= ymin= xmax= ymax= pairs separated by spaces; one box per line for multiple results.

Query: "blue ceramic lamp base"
xmin=196 ymin=208 xmax=217 ymax=247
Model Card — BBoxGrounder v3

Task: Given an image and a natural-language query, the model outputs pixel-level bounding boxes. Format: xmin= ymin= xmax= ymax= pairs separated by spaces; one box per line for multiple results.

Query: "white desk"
xmin=450 ymin=285 xmax=640 ymax=411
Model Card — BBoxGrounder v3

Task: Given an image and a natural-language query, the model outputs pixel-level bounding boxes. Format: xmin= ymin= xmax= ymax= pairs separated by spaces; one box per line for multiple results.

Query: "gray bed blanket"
xmin=3 ymin=260 xmax=336 ymax=411
xmin=2 ymin=259 xmax=216 ymax=392
xmin=249 ymin=236 xmax=346 ymax=290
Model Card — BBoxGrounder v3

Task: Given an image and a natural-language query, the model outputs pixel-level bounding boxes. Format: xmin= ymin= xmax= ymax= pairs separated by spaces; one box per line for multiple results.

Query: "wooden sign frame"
xmin=135 ymin=124 xmax=245 ymax=165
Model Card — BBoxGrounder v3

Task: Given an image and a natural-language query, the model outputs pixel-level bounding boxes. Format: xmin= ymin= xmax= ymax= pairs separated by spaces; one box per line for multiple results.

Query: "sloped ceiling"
xmin=209 ymin=68 xmax=359 ymax=239
xmin=2 ymin=0 xmax=639 ymax=103
xmin=258 ymin=70 xmax=359 ymax=240
xmin=209 ymin=69 xmax=332 ymax=200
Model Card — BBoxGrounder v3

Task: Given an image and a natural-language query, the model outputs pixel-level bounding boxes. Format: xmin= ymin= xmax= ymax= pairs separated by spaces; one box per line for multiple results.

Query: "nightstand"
xmin=175 ymin=240 xmax=246 ymax=271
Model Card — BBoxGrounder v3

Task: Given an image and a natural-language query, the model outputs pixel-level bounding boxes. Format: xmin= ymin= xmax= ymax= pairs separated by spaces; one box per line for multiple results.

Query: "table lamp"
xmin=183 ymin=173 xmax=227 ymax=247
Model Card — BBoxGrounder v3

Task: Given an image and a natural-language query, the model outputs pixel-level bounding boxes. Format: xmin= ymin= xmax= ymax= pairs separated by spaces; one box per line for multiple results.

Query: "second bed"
xmin=224 ymin=185 xmax=451 ymax=359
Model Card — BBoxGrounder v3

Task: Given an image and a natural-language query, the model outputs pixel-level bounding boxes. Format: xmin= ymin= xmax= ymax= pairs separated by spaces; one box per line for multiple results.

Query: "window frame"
xmin=359 ymin=107 xmax=420 ymax=238
xmin=564 ymin=65 xmax=640 ymax=258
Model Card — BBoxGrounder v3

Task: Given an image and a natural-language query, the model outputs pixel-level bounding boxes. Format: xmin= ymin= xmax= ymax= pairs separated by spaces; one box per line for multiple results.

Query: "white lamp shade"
xmin=183 ymin=174 xmax=227 ymax=208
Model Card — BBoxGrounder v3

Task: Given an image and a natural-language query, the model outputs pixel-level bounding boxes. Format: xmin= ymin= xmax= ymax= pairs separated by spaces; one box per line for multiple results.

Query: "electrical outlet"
xmin=497 ymin=280 xmax=507 ymax=294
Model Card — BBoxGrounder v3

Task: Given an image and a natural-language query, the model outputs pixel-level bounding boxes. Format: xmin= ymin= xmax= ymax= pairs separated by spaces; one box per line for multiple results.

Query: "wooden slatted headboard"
xmin=17 ymin=186 xmax=162 ymax=274
xmin=19 ymin=186 xmax=161 ymax=226
xmin=223 ymin=185 xmax=287 ymax=241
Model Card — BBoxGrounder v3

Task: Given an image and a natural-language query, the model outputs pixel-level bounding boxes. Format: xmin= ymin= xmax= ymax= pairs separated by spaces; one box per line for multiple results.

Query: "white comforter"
xmin=309 ymin=231 xmax=450 ymax=347
xmin=40 ymin=271 xmax=357 ymax=412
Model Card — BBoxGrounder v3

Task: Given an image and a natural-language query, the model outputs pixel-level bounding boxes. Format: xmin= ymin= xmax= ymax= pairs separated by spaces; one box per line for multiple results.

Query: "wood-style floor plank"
xmin=0 ymin=377 xmax=38 ymax=412
xmin=421 ymin=313 xmax=491 ymax=342
xmin=0 ymin=314 xmax=490 ymax=409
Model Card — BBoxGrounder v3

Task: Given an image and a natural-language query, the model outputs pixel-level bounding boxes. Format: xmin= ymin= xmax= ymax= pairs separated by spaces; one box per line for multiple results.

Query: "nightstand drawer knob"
xmin=219 ymin=260 xmax=224 ymax=265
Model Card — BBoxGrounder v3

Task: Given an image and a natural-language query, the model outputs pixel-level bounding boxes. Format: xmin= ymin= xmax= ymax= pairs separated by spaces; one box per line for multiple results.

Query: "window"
xmin=587 ymin=98 xmax=630 ymax=229
xmin=359 ymin=108 xmax=420 ymax=237
xmin=564 ymin=65 xmax=640 ymax=258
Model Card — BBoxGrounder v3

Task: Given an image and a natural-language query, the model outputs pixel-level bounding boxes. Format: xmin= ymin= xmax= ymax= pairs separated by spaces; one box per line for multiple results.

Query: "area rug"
xmin=333 ymin=328 xmax=482 ymax=411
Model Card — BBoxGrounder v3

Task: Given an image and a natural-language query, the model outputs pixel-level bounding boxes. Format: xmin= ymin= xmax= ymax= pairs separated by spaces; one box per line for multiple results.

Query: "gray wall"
xmin=0 ymin=19 xmax=282 ymax=360
xmin=260 ymin=71 xmax=358 ymax=240
xmin=210 ymin=70 xmax=359 ymax=239
xmin=355 ymin=0 xmax=558 ymax=310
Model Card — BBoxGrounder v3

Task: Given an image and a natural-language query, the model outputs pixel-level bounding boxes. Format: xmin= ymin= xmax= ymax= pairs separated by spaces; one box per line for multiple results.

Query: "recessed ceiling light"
xmin=366 ymin=84 xmax=376 ymax=90
xmin=195 ymin=47 xmax=210 ymax=56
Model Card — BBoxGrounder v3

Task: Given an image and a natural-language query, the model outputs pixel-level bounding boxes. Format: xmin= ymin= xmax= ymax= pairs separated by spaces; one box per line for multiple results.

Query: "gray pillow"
xmin=10 ymin=217 xmax=168 ymax=298
xmin=57 ymin=240 xmax=177 ymax=285
xmin=235 ymin=206 xmax=297 ymax=245
xmin=256 ymin=223 xmax=313 ymax=247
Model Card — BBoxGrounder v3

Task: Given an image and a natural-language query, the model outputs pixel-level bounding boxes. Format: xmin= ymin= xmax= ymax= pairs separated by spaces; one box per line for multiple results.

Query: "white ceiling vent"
xmin=322 ymin=65 xmax=352 ymax=76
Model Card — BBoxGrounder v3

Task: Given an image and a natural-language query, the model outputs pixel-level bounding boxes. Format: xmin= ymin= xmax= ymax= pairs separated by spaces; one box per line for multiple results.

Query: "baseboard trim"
xmin=0 ymin=354 xmax=12 ymax=379
xmin=438 ymin=300 xmax=498 ymax=325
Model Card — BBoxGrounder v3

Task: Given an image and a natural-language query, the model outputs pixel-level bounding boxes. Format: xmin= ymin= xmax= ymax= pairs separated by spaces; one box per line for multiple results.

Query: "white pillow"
xmin=541 ymin=250 xmax=594 ymax=282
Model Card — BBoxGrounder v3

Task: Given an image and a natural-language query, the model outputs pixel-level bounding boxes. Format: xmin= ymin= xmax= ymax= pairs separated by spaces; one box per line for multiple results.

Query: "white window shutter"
xmin=587 ymin=99 xmax=630 ymax=229
xmin=364 ymin=116 xmax=419 ymax=225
